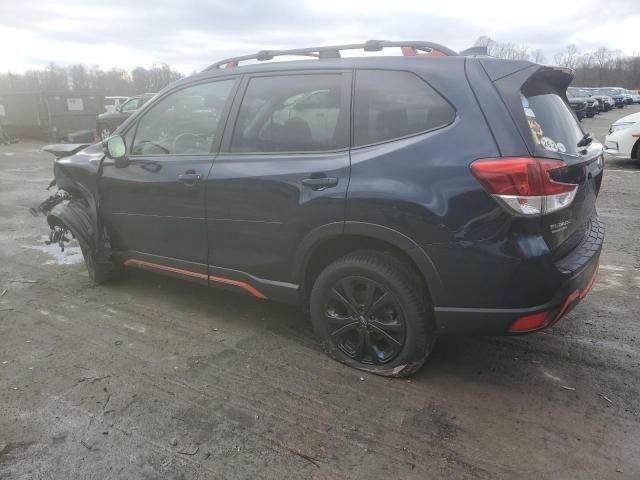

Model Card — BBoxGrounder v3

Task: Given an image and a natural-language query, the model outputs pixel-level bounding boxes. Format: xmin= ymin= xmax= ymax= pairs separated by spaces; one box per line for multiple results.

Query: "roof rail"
xmin=204 ymin=40 xmax=459 ymax=70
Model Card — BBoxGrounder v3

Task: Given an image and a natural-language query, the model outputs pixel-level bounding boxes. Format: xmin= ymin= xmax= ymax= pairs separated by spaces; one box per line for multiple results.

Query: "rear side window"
xmin=353 ymin=70 xmax=455 ymax=147
xmin=231 ymin=74 xmax=347 ymax=153
xmin=521 ymin=79 xmax=584 ymax=158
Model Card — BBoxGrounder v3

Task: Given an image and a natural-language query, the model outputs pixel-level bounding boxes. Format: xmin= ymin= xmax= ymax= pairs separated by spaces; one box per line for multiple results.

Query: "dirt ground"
xmin=1 ymin=105 xmax=639 ymax=480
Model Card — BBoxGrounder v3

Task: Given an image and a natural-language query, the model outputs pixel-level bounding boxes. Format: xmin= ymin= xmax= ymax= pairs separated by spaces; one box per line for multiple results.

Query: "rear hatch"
xmin=489 ymin=64 xmax=604 ymax=257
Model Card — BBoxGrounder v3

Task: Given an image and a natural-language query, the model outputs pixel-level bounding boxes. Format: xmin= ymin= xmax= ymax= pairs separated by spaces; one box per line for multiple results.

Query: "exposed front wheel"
xmin=310 ymin=252 xmax=434 ymax=377
xmin=81 ymin=246 xmax=123 ymax=284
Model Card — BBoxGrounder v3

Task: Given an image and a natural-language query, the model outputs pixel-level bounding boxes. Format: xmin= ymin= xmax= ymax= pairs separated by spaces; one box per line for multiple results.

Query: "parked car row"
xmin=566 ymin=86 xmax=640 ymax=121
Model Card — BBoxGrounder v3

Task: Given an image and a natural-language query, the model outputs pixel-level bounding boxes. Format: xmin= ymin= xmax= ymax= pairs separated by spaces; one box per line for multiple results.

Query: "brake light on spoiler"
xmin=470 ymin=157 xmax=578 ymax=216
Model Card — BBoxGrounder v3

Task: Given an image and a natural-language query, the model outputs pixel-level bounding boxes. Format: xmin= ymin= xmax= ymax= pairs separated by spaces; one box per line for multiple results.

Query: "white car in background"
xmin=103 ymin=96 xmax=130 ymax=113
xmin=605 ymin=111 xmax=640 ymax=161
xmin=626 ymin=90 xmax=640 ymax=104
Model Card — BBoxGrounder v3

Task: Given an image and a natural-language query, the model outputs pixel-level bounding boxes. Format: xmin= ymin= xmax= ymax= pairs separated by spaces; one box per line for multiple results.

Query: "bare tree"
xmin=474 ymin=35 xmax=529 ymax=61
xmin=70 ymin=65 xmax=89 ymax=91
xmin=532 ymin=49 xmax=545 ymax=64
xmin=0 ymin=64 xmax=184 ymax=94
xmin=555 ymin=44 xmax=580 ymax=70
xmin=474 ymin=35 xmax=496 ymax=48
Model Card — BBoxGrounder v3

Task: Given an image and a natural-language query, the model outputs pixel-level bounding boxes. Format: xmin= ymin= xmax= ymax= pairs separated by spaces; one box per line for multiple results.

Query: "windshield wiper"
xmin=577 ymin=132 xmax=593 ymax=148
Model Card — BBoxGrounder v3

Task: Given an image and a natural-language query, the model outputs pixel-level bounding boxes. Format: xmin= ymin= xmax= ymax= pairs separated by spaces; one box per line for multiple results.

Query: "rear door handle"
xmin=302 ymin=176 xmax=338 ymax=190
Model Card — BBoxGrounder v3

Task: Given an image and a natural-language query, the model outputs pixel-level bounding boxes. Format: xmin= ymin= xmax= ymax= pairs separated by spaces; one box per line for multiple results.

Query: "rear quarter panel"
xmin=346 ymin=59 xmax=503 ymax=248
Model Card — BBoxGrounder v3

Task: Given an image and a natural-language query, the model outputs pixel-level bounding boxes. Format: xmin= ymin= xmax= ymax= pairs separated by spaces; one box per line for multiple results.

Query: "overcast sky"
xmin=1 ymin=0 xmax=638 ymax=73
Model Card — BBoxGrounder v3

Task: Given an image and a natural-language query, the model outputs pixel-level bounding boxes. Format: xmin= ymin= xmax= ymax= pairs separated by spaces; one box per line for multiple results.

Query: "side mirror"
xmin=102 ymin=135 xmax=129 ymax=167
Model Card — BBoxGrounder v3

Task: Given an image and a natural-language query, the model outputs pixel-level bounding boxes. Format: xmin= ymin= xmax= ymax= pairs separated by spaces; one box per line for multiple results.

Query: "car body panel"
xmin=41 ymin=54 xmax=603 ymax=335
xmin=206 ymin=71 xmax=352 ymax=283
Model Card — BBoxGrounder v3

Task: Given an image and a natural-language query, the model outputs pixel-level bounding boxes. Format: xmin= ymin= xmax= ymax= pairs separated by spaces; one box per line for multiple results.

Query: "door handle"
xmin=302 ymin=176 xmax=338 ymax=190
xmin=178 ymin=171 xmax=202 ymax=185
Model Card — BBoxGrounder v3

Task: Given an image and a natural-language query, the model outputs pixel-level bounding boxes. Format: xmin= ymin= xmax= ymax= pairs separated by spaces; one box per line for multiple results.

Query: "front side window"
xmin=353 ymin=70 xmax=455 ymax=147
xmin=131 ymin=80 xmax=234 ymax=155
xmin=231 ymin=74 xmax=347 ymax=153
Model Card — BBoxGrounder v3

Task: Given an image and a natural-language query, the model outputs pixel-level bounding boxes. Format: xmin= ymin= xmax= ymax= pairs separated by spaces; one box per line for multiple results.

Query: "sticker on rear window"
xmin=540 ymin=136 xmax=558 ymax=152
xmin=522 ymin=94 xmax=544 ymax=144
xmin=557 ymin=142 xmax=566 ymax=153
xmin=528 ymin=118 xmax=543 ymax=144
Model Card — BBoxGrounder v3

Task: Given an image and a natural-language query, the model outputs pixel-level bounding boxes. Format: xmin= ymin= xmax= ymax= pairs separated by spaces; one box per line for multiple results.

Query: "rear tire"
xmin=310 ymin=251 xmax=435 ymax=377
xmin=81 ymin=246 xmax=123 ymax=284
xmin=634 ymin=140 xmax=640 ymax=165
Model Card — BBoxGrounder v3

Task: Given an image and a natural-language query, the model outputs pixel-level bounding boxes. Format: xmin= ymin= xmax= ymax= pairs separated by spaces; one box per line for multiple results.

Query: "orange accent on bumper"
xmin=509 ymin=311 xmax=551 ymax=332
xmin=551 ymin=263 xmax=599 ymax=326
xmin=123 ymin=259 xmax=267 ymax=299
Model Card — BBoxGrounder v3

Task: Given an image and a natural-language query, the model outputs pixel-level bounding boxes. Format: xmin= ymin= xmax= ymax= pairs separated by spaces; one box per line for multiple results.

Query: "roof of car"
xmin=156 ymin=53 xmax=540 ymax=99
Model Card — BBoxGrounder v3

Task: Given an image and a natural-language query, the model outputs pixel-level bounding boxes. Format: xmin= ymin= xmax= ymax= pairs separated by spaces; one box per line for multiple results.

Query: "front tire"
xmin=81 ymin=246 xmax=123 ymax=284
xmin=310 ymin=252 xmax=434 ymax=377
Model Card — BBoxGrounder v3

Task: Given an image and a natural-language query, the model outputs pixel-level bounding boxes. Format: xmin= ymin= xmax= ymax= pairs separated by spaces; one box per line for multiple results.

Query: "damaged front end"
xmin=32 ymin=142 xmax=113 ymax=263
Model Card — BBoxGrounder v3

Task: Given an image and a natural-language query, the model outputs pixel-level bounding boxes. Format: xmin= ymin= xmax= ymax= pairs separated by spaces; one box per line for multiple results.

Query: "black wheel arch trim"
xmin=292 ymin=221 xmax=444 ymax=305
xmin=46 ymin=199 xmax=95 ymax=251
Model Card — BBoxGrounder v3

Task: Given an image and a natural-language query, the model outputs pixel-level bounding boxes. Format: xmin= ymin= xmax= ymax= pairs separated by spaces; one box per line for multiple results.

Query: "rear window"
xmin=521 ymin=80 xmax=584 ymax=158
xmin=353 ymin=70 xmax=455 ymax=147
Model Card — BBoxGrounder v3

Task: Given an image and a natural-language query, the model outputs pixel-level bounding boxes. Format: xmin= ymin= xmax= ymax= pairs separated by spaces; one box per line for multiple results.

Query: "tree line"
xmin=0 ymin=63 xmax=184 ymax=95
xmin=475 ymin=36 xmax=640 ymax=89
xmin=2 ymin=40 xmax=639 ymax=94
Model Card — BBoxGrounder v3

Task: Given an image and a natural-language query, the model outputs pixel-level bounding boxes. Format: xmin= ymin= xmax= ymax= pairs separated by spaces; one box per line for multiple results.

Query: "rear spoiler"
xmin=42 ymin=144 xmax=90 ymax=159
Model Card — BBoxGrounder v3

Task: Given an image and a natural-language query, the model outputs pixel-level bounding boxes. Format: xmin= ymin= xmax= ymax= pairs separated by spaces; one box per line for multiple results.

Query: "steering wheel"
xmin=173 ymin=133 xmax=209 ymax=152
xmin=135 ymin=140 xmax=170 ymax=154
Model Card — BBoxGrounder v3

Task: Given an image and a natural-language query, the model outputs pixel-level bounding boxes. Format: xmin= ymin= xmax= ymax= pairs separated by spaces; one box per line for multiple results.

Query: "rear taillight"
xmin=470 ymin=157 xmax=578 ymax=216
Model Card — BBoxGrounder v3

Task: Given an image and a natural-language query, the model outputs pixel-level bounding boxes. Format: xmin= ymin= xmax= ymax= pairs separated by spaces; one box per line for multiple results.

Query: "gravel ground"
xmin=1 ymin=105 xmax=639 ymax=479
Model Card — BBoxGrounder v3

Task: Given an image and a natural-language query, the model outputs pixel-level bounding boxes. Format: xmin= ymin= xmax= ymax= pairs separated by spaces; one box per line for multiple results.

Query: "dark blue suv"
xmin=41 ymin=41 xmax=604 ymax=377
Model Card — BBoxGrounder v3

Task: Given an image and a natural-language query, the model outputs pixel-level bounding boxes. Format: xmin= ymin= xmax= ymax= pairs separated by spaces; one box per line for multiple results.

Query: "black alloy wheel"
xmin=310 ymin=252 xmax=434 ymax=377
xmin=325 ymin=276 xmax=406 ymax=365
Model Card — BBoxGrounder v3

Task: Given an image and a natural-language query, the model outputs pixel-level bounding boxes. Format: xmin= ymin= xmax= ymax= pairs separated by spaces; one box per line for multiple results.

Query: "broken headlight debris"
xmin=46 ymin=226 xmax=71 ymax=252
xmin=29 ymin=191 xmax=70 ymax=217
xmin=31 ymin=190 xmax=73 ymax=252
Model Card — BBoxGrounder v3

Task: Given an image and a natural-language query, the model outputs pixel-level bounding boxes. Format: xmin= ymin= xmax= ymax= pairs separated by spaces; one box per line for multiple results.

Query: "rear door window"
xmin=353 ymin=70 xmax=455 ymax=147
xmin=521 ymin=80 xmax=584 ymax=158
xmin=230 ymin=74 xmax=348 ymax=153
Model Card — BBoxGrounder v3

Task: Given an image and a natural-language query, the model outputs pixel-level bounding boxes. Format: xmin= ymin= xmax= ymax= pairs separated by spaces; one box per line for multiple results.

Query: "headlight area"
xmin=609 ymin=122 xmax=635 ymax=134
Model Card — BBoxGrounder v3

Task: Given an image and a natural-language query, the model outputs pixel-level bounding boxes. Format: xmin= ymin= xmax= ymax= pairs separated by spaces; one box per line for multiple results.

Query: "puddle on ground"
xmin=24 ymin=241 xmax=84 ymax=266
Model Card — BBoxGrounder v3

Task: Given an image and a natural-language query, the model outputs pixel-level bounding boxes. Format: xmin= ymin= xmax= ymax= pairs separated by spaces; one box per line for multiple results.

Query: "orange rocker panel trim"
xmin=123 ymin=258 xmax=268 ymax=299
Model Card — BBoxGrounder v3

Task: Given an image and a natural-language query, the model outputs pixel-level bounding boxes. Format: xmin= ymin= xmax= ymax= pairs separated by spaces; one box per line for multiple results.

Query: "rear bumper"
xmin=434 ymin=216 xmax=604 ymax=336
